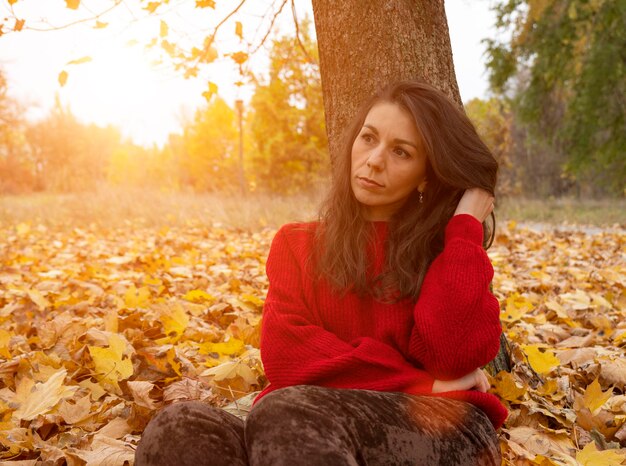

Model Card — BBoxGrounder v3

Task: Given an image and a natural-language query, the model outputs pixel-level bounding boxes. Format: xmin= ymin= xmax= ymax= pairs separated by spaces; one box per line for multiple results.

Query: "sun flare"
xmin=63 ymin=42 xmax=172 ymax=144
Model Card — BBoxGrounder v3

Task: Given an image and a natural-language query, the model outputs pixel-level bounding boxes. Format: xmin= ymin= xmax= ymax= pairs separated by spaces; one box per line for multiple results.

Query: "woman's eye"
xmin=393 ymin=147 xmax=410 ymax=158
xmin=361 ymin=133 xmax=374 ymax=143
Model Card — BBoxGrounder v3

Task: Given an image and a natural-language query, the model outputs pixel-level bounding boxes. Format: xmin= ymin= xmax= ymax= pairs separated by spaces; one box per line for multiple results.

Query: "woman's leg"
xmin=245 ymin=385 xmax=500 ymax=466
xmin=135 ymin=401 xmax=247 ymax=466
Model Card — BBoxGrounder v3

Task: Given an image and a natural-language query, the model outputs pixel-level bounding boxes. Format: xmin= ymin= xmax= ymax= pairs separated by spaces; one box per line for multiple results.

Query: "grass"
xmin=496 ymin=196 xmax=626 ymax=228
xmin=0 ymin=185 xmax=624 ymax=230
xmin=0 ymin=185 xmax=323 ymax=231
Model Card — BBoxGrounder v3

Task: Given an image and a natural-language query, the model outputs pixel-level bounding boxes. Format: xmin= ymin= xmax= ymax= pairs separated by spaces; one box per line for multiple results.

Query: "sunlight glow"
xmin=65 ymin=42 xmax=171 ymax=145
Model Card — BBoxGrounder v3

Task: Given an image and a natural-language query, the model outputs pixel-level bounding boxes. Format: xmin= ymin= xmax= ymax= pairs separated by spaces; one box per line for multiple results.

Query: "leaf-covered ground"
xmin=0 ymin=220 xmax=624 ymax=465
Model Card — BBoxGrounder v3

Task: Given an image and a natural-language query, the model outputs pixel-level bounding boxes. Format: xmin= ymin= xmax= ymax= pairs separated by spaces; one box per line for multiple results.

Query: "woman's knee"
xmin=136 ymin=401 xmax=246 ymax=466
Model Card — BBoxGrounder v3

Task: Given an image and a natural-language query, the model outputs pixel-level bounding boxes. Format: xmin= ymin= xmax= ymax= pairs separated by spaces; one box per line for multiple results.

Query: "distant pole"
xmin=235 ymin=99 xmax=246 ymax=196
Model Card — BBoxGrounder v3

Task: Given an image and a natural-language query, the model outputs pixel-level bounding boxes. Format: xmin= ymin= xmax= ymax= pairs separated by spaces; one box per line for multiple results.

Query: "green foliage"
xmin=484 ymin=0 xmax=626 ymax=195
xmin=248 ymin=18 xmax=329 ymax=195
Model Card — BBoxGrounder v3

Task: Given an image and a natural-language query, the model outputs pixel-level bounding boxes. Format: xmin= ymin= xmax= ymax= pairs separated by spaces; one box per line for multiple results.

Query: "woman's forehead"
xmin=363 ymin=102 xmax=421 ymax=142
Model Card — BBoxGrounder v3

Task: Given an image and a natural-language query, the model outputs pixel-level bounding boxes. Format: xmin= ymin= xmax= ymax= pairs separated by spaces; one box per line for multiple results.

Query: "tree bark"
xmin=311 ymin=0 xmax=460 ymax=162
xmin=311 ymin=0 xmax=511 ymax=375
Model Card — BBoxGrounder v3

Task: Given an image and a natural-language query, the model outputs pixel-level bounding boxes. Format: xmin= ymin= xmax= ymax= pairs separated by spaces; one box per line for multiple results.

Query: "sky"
xmin=1 ymin=0 xmax=497 ymax=147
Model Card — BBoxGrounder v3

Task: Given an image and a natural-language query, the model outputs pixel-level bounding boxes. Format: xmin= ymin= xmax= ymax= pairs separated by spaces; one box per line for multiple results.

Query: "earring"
xmin=419 ymin=191 xmax=424 ymax=203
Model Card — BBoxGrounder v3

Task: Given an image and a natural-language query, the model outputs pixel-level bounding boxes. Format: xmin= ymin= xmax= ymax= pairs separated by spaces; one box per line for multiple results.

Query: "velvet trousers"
xmin=135 ymin=385 xmax=501 ymax=466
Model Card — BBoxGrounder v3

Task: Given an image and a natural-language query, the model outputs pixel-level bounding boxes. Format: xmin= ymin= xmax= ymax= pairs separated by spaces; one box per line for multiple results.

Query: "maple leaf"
xmin=127 ymin=380 xmax=159 ymax=409
xmin=576 ymin=441 xmax=626 ymax=465
xmin=88 ymin=334 xmax=134 ymax=394
xmin=521 ymin=344 xmax=561 ymax=375
xmin=581 ymin=378 xmax=613 ymax=414
xmin=12 ymin=369 xmax=78 ymax=421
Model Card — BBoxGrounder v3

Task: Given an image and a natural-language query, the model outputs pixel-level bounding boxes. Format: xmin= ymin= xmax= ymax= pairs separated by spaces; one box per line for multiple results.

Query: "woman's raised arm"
xmin=407 ymin=214 xmax=502 ymax=380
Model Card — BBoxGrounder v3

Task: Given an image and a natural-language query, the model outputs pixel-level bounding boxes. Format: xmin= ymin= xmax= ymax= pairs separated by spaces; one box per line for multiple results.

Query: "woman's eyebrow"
xmin=363 ymin=124 xmax=419 ymax=150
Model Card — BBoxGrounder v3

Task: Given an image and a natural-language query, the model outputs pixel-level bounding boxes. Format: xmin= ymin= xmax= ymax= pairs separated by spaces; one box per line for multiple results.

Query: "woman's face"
xmin=350 ymin=101 xmax=428 ymax=221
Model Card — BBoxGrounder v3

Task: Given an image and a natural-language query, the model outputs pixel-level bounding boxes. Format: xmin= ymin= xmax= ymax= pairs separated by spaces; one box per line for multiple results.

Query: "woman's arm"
xmin=407 ymin=212 xmax=502 ymax=380
xmin=260 ymin=224 xmax=435 ymax=395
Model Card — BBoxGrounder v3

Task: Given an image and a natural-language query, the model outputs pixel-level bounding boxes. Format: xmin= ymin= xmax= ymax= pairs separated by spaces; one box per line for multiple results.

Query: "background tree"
xmin=0 ymin=69 xmax=34 ymax=193
xmin=26 ymin=97 xmax=120 ymax=192
xmin=248 ymin=18 xmax=329 ymax=194
xmin=484 ymin=0 xmax=625 ymax=196
xmin=181 ymin=96 xmax=239 ymax=192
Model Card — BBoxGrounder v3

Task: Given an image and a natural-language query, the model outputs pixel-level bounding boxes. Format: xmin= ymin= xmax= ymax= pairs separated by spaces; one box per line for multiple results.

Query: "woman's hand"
xmin=432 ymin=368 xmax=490 ymax=393
xmin=454 ymin=188 xmax=495 ymax=223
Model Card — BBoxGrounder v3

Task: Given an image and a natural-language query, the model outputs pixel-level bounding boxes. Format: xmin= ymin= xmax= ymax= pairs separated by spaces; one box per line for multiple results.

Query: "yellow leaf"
xmin=66 ymin=56 xmax=92 ymax=65
xmin=166 ymin=347 xmax=182 ymax=376
xmin=582 ymin=378 xmax=613 ymax=414
xmin=522 ymin=344 xmax=561 ymax=375
xmin=196 ymin=0 xmax=215 ymax=7
xmin=65 ymin=0 xmax=80 ymax=9
xmin=235 ymin=21 xmax=243 ymax=39
xmin=202 ymin=81 xmax=218 ymax=102
xmin=0 ymin=329 xmax=12 ymax=359
xmin=161 ymin=303 xmax=189 ymax=341
xmin=576 ymin=441 xmax=626 ymax=465
xmin=183 ymin=289 xmax=215 ymax=303
xmin=88 ymin=334 xmax=133 ymax=394
xmin=502 ymin=292 xmax=534 ymax=323
xmin=8 ymin=0 xmax=18 ymax=5
xmin=160 ymin=20 xmax=168 ymax=37
xmin=199 ymin=338 xmax=244 ymax=356
xmin=13 ymin=369 xmax=78 ymax=421
xmin=124 ymin=284 xmax=150 ymax=309
xmin=240 ymin=293 xmax=264 ymax=307
xmin=58 ymin=70 xmax=68 ymax=87
xmin=94 ymin=20 xmax=108 ymax=29
xmin=144 ymin=1 xmax=160 ymax=13
xmin=492 ymin=371 xmax=527 ymax=402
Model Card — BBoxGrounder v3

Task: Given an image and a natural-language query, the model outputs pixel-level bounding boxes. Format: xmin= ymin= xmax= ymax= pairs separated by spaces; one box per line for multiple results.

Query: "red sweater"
xmin=252 ymin=213 xmax=508 ymax=429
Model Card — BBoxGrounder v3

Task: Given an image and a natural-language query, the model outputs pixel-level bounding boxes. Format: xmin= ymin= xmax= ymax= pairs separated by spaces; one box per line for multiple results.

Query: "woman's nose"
xmin=366 ymin=148 xmax=385 ymax=170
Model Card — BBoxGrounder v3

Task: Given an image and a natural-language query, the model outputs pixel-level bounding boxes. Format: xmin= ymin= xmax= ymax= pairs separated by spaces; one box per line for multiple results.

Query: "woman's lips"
xmin=357 ymin=176 xmax=384 ymax=188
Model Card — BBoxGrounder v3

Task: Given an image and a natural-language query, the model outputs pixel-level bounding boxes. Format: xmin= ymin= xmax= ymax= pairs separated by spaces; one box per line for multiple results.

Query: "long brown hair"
xmin=314 ymin=80 xmax=498 ymax=301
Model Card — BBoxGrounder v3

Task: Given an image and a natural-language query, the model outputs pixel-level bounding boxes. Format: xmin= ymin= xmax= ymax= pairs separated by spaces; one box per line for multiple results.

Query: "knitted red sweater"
xmin=253 ymin=213 xmax=508 ymax=429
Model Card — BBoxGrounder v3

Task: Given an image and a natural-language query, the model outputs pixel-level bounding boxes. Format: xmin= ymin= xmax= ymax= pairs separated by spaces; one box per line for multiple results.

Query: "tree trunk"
xmin=311 ymin=0 xmax=460 ymax=162
xmin=311 ymin=0 xmax=511 ymax=375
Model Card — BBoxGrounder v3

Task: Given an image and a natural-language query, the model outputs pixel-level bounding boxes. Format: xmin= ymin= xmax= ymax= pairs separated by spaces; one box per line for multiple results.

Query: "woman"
xmin=136 ymin=80 xmax=507 ymax=465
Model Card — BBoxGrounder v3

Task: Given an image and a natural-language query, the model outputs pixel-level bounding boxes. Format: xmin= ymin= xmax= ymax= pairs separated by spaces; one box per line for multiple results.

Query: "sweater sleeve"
xmin=408 ymin=214 xmax=502 ymax=380
xmin=260 ymin=224 xmax=435 ymax=395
